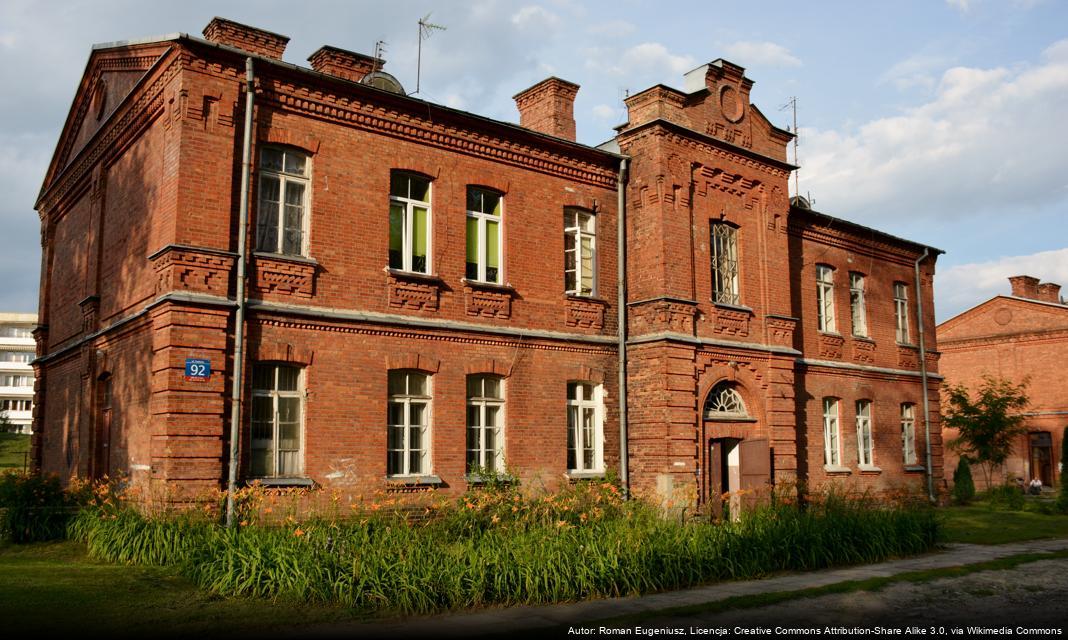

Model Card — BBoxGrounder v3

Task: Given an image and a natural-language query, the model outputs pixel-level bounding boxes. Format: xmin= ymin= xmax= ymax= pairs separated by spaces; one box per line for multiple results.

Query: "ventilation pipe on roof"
xmin=226 ymin=57 xmax=255 ymax=528
xmin=617 ymin=157 xmax=630 ymax=497
xmin=914 ymin=247 xmax=935 ymax=503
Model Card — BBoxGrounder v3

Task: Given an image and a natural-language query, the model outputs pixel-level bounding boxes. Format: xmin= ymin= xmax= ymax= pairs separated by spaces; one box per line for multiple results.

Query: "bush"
xmin=70 ymin=483 xmax=940 ymax=614
xmin=0 ymin=472 xmax=86 ymax=543
xmin=984 ymin=483 xmax=1025 ymax=511
xmin=951 ymin=459 xmax=976 ymax=505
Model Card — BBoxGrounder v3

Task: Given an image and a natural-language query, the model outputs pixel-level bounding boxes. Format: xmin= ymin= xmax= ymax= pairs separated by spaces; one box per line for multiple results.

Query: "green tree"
xmin=943 ymin=375 xmax=1029 ymax=489
xmin=951 ymin=458 xmax=976 ymax=505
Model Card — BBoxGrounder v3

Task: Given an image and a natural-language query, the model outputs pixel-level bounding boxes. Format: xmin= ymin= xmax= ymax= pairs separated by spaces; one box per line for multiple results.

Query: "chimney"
xmin=513 ymin=77 xmax=579 ymax=142
xmin=202 ymin=17 xmax=289 ymax=60
xmin=308 ymin=46 xmax=383 ymax=83
xmin=1008 ymin=275 xmax=1040 ymax=300
xmin=1037 ymin=282 xmax=1062 ymax=303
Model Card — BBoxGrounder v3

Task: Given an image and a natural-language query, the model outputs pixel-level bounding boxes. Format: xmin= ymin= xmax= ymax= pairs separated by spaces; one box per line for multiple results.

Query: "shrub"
xmin=0 ymin=472 xmax=86 ymax=543
xmin=984 ymin=483 xmax=1025 ymax=511
xmin=951 ymin=459 xmax=976 ymax=505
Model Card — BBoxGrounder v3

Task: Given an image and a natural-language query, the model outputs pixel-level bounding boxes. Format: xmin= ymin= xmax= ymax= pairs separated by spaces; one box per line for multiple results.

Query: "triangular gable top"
xmin=37 ymin=37 xmax=176 ymax=208
xmin=937 ymin=295 xmax=1068 ymax=341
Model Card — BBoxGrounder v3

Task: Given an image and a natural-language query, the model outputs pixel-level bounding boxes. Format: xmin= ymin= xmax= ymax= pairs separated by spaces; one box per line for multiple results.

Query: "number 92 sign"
xmin=185 ymin=358 xmax=211 ymax=381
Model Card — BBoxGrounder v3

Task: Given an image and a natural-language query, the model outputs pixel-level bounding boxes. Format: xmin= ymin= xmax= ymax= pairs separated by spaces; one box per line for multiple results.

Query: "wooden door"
xmin=1029 ymin=432 xmax=1053 ymax=487
xmin=739 ymin=438 xmax=772 ymax=510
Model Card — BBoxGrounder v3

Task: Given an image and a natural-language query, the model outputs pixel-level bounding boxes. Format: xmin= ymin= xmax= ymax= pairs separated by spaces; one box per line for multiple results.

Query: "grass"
xmin=0 ymin=433 xmax=30 ymax=470
xmin=939 ymin=502 xmax=1068 ymax=544
xmin=0 ymin=540 xmax=368 ymax=638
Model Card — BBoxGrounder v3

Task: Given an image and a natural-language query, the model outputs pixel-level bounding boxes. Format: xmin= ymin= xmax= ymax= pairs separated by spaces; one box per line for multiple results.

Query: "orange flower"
xmin=293 ymin=528 xmax=305 ymax=537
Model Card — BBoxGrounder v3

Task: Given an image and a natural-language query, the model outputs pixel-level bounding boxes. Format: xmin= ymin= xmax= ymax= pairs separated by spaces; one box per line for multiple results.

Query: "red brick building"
xmin=939 ymin=276 xmax=1067 ymax=490
xmin=32 ymin=18 xmax=944 ymax=507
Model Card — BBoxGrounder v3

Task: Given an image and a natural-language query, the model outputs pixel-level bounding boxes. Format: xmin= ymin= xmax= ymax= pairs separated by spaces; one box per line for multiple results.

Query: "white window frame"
xmin=466 ymin=375 xmax=504 ymax=474
xmin=256 ymin=147 xmax=310 ymax=256
xmin=711 ymin=222 xmax=741 ymax=305
xmin=849 ymin=273 xmax=868 ymax=338
xmin=901 ymin=403 xmax=917 ymax=465
xmin=894 ymin=283 xmax=911 ymax=344
xmin=387 ymin=370 xmax=431 ymax=477
xmin=567 ymin=381 xmax=604 ymax=473
xmin=856 ymin=400 xmax=874 ymax=468
xmin=250 ymin=364 xmax=305 ymax=479
xmin=564 ymin=208 xmax=597 ymax=297
xmin=389 ymin=173 xmax=433 ymax=275
xmin=465 ymin=188 xmax=504 ymax=284
xmin=823 ymin=397 xmax=841 ymax=468
xmin=817 ymin=265 xmax=837 ymax=333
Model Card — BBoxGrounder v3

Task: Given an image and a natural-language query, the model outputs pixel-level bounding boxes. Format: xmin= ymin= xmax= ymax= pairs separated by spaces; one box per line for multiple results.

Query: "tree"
xmin=951 ymin=458 xmax=976 ymax=505
xmin=943 ymin=375 xmax=1029 ymax=489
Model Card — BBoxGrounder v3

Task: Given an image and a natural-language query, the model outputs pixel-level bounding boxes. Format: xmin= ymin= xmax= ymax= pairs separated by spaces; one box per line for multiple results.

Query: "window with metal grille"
xmin=711 ymin=222 xmax=740 ymax=305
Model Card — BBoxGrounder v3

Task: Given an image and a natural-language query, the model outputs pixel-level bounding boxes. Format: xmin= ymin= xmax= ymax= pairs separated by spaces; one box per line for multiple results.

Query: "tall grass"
xmin=68 ymin=482 xmax=939 ymax=615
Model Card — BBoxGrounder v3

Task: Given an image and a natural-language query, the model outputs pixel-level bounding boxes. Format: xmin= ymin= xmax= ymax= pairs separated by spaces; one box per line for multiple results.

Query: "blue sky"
xmin=1 ymin=0 xmax=1066 ymax=321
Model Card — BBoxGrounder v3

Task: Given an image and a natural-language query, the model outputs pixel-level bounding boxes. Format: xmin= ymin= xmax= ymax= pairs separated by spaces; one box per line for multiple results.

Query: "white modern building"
xmin=0 ymin=312 xmax=37 ymax=434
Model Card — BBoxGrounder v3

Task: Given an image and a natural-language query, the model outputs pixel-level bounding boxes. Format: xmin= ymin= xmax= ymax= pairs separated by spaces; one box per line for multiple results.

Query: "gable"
xmin=938 ymin=296 xmax=1068 ymax=342
xmin=38 ymin=43 xmax=172 ymax=205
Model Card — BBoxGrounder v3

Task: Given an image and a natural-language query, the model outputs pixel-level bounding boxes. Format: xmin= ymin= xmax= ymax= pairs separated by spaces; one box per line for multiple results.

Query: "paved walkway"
xmin=294 ymin=538 xmax=1068 ymax=638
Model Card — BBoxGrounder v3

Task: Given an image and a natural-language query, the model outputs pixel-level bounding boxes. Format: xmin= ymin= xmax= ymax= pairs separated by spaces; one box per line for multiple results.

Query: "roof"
xmin=790 ymin=203 xmax=944 ymax=257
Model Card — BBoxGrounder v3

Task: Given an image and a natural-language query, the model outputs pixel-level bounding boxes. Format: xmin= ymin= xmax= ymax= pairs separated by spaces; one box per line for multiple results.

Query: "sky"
xmin=1 ymin=0 xmax=1066 ymax=322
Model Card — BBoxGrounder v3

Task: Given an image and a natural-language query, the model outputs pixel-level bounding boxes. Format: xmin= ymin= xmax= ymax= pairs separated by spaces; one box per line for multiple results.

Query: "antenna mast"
xmin=780 ymin=96 xmax=799 ymax=198
xmin=416 ymin=13 xmax=446 ymax=95
xmin=372 ymin=40 xmax=386 ymax=74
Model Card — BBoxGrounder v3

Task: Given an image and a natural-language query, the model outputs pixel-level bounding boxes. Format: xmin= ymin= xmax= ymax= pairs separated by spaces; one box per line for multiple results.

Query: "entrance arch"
xmin=702 ymin=381 xmax=771 ymax=519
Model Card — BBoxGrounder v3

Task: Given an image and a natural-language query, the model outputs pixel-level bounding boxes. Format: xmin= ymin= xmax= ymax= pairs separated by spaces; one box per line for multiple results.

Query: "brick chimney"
xmin=1008 ymin=275 xmax=1040 ymax=300
xmin=308 ymin=46 xmax=383 ymax=83
xmin=1037 ymin=282 xmax=1062 ymax=303
xmin=513 ymin=77 xmax=579 ymax=142
xmin=202 ymin=17 xmax=289 ymax=60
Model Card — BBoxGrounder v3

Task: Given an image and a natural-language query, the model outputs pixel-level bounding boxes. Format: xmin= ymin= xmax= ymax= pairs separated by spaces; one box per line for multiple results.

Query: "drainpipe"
xmin=914 ymin=247 xmax=935 ymax=503
xmin=617 ymin=157 xmax=629 ymax=497
xmin=226 ymin=58 xmax=255 ymax=528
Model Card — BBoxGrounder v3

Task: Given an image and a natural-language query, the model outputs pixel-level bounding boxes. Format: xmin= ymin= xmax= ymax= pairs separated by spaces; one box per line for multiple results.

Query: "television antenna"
xmin=416 ymin=13 xmax=446 ymax=95
xmin=779 ymin=96 xmax=799 ymax=197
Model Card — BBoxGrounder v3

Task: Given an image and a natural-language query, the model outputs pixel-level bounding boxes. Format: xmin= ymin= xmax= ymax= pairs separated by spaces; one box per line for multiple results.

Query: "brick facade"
xmin=33 ymin=19 xmax=943 ymax=507
xmin=939 ymin=277 xmax=1068 ymax=490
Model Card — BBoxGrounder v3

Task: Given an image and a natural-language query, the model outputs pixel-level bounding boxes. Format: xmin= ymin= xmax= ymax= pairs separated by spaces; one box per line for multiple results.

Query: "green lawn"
xmin=0 ymin=541 xmax=369 ymax=638
xmin=0 ymin=433 xmax=30 ymax=470
xmin=939 ymin=501 xmax=1068 ymax=544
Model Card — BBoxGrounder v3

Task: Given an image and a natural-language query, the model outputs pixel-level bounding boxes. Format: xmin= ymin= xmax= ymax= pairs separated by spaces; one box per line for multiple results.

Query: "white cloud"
xmin=946 ymin=0 xmax=974 ymax=13
xmin=880 ymin=53 xmax=954 ymax=91
xmin=721 ymin=41 xmax=801 ymax=68
xmin=937 ymin=248 xmax=1068 ymax=319
xmin=586 ymin=42 xmax=695 ymax=79
xmin=511 ymin=6 xmax=560 ymax=30
xmin=802 ymin=39 xmax=1068 ymax=225
xmin=0 ymin=33 xmax=15 ymax=49
xmin=591 ymin=103 xmax=619 ymax=123
xmin=587 ymin=20 xmax=635 ymax=38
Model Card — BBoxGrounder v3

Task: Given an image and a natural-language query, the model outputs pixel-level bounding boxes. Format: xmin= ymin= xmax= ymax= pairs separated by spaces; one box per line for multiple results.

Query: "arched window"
xmin=703 ymin=382 xmax=748 ymax=419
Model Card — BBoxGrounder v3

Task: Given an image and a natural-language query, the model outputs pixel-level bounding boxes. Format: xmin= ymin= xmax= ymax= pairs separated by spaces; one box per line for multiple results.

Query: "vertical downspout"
xmin=226 ymin=58 xmax=255 ymax=528
xmin=617 ymin=157 xmax=629 ymax=497
xmin=914 ymin=247 xmax=935 ymax=503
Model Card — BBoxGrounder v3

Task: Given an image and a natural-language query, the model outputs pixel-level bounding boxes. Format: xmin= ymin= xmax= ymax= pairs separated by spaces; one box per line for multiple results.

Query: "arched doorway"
xmin=702 ymin=381 xmax=771 ymax=519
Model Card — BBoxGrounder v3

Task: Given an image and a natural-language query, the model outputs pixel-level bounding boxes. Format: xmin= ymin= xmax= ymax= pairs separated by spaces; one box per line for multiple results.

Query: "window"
xmin=849 ymin=273 xmax=868 ymax=337
xmin=389 ymin=172 xmax=432 ymax=274
xmin=256 ymin=147 xmax=309 ymax=256
xmin=816 ymin=265 xmax=837 ymax=333
xmin=567 ymin=381 xmax=603 ymax=473
xmin=467 ymin=375 xmax=504 ymax=473
xmin=250 ymin=364 xmax=303 ymax=478
xmin=894 ymin=283 xmax=910 ymax=343
xmin=0 ymin=326 xmax=33 ymax=338
xmin=710 ymin=222 xmax=740 ymax=305
xmin=388 ymin=370 xmax=430 ymax=476
xmin=703 ymin=381 xmax=748 ymax=419
xmin=823 ymin=398 xmax=841 ymax=467
xmin=0 ymin=399 xmax=31 ymax=411
xmin=856 ymin=400 xmax=874 ymax=467
xmin=0 ymin=375 xmax=32 ymax=387
xmin=0 ymin=351 xmax=33 ymax=363
xmin=901 ymin=403 xmax=917 ymax=465
xmin=466 ymin=188 xmax=503 ymax=284
xmin=564 ymin=208 xmax=596 ymax=296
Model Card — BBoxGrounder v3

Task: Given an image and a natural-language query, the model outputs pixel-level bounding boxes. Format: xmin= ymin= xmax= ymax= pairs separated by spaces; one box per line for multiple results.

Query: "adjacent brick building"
xmin=939 ymin=276 xmax=1067 ymax=490
xmin=32 ymin=18 xmax=944 ymax=508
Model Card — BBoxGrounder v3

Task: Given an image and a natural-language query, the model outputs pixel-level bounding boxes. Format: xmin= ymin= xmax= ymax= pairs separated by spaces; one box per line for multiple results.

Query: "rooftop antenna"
xmin=416 ymin=13 xmax=446 ymax=95
xmin=372 ymin=40 xmax=387 ymax=73
xmin=779 ymin=96 xmax=799 ymax=198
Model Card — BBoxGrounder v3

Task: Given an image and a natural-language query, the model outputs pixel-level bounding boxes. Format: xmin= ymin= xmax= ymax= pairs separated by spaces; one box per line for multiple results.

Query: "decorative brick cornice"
xmin=787 ymin=219 xmax=927 ymax=267
xmin=152 ymin=245 xmax=236 ymax=298
xmin=619 ymin=122 xmax=792 ymax=178
xmin=818 ymin=333 xmax=845 ymax=359
xmin=713 ymin=305 xmax=751 ymax=338
xmin=566 ymin=296 xmax=608 ymax=330
xmin=250 ymin=253 xmax=317 ymax=299
xmin=851 ymin=338 xmax=875 ymax=364
xmin=463 ymin=284 xmax=513 ymax=319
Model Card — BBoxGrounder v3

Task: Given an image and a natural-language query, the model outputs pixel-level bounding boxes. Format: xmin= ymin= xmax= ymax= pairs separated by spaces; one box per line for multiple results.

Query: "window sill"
xmin=823 ymin=465 xmax=851 ymax=475
xmin=565 ymin=293 xmax=608 ymax=305
xmin=566 ymin=470 xmax=606 ymax=481
xmin=248 ymin=477 xmax=315 ymax=488
xmin=712 ymin=301 xmax=753 ymax=314
xmin=818 ymin=331 xmax=843 ymax=338
xmin=253 ymin=251 xmax=319 ymax=266
xmin=462 ymin=278 xmax=516 ymax=293
xmin=904 ymin=465 xmax=926 ymax=473
xmin=896 ymin=342 xmax=917 ymax=349
xmin=466 ymin=473 xmax=518 ymax=485
xmin=385 ymin=474 xmax=443 ymax=487
xmin=852 ymin=335 xmax=875 ymax=343
xmin=703 ymin=415 xmax=758 ymax=423
xmin=858 ymin=465 xmax=882 ymax=474
xmin=386 ymin=268 xmax=444 ymax=284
